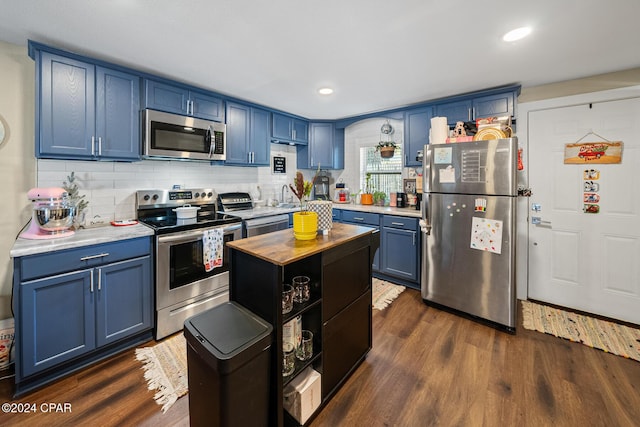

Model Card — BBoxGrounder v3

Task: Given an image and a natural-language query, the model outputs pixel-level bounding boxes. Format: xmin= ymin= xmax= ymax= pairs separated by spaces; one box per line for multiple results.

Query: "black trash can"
xmin=184 ymin=302 xmax=273 ymax=427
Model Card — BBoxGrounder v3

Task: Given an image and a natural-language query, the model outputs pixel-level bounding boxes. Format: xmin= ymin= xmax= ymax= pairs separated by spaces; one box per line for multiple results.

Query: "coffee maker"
xmin=313 ymin=170 xmax=331 ymax=200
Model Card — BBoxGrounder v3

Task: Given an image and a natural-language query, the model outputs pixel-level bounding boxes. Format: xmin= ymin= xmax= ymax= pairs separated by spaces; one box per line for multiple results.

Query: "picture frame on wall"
xmin=272 ymin=156 xmax=286 ymax=174
xmin=403 ymin=178 xmax=416 ymax=194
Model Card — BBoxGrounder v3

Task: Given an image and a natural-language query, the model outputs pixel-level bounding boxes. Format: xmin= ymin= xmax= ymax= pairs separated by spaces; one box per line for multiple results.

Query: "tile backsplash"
xmin=37 ymin=144 xmax=298 ymax=226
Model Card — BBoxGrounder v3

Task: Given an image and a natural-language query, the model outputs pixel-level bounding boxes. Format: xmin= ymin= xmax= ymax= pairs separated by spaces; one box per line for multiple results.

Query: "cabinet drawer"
xmin=323 ymin=242 xmax=370 ymax=320
xmin=341 ymin=211 xmax=379 ymax=226
xmin=19 ymin=237 xmax=151 ymax=281
xmin=382 ymin=215 xmax=418 ymax=230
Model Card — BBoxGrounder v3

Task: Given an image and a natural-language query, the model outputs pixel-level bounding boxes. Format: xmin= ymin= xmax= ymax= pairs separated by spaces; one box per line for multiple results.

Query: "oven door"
xmin=156 ymin=223 xmax=241 ymax=310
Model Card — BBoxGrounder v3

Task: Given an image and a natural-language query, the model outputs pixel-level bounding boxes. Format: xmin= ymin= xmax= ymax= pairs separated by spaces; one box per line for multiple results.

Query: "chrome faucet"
xmin=281 ymin=184 xmax=289 ymax=203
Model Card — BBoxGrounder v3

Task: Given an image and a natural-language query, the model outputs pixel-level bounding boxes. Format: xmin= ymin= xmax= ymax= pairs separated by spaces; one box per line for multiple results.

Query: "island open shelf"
xmin=227 ymin=223 xmax=379 ymax=426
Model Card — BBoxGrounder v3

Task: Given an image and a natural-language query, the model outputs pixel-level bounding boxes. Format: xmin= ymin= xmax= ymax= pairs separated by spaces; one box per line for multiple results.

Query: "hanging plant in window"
xmin=376 ymin=120 xmax=397 ymax=158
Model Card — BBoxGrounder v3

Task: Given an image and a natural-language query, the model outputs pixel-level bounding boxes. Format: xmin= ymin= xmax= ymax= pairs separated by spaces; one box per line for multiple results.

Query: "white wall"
xmin=0 ymin=41 xmax=35 ymax=319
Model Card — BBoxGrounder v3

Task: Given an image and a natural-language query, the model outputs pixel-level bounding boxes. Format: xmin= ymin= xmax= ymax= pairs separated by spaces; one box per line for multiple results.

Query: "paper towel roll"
xmin=430 ymin=117 xmax=449 ymax=145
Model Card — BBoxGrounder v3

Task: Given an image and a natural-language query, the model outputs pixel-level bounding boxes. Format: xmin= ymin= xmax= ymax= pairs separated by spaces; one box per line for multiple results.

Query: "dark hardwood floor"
xmin=1 ymin=289 xmax=639 ymax=426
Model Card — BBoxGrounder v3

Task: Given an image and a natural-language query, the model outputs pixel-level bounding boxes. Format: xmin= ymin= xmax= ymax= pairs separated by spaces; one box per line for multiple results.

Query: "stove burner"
xmin=136 ymin=189 xmax=242 ymax=234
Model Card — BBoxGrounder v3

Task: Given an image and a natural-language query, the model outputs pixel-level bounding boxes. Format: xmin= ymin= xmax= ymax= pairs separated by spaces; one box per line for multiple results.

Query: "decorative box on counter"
xmin=283 ymin=367 xmax=321 ymax=424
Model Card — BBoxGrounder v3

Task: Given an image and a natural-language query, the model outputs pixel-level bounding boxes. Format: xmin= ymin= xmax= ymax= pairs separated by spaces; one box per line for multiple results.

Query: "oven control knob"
xmin=143 ymin=194 xmax=150 ymax=201
xmin=152 ymin=194 xmax=159 ymax=201
xmin=207 ymin=192 xmax=213 ymax=197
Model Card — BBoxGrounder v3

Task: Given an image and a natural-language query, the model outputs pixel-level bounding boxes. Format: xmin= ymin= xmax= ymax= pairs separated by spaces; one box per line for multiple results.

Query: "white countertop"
xmin=226 ymin=203 xmax=421 ymax=220
xmin=10 ymin=223 xmax=154 ymax=258
xmin=333 ymin=203 xmax=422 ymax=218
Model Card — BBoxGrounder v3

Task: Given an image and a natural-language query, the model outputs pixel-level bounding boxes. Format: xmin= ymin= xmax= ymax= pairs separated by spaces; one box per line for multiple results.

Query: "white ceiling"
xmin=2 ymin=0 xmax=640 ymax=120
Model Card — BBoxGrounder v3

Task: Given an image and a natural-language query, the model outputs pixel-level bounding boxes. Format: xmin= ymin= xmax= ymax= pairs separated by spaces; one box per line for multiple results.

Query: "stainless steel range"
xmin=217 ymin=192 xmax=291 ymax=237
xmin=136 ymin=189 xmax=242 ymax=340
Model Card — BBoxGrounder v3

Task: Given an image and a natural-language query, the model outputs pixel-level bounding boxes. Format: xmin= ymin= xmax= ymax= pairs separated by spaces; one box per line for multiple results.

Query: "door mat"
xmin=522 ymin=300 xmax=640 ymax=363
xmin=372 ymin=278 xmax=406 ymax=311
xmin=135 ymin=334 xmax=188 ymax=413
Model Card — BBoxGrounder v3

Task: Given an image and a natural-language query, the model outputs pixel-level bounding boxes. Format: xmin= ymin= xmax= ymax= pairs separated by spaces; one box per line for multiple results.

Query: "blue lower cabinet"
xmin=14 ymin=238 xmax=153 ymax=393
xmin=381 ymin=227 xmax=419 ymax=282
xmin=20 ymin=270 xmax=96 ymax=377
xmin=380 ymin=216 xmax=420 ymax=286
xmin=96 ymin=257 xmax=152 ymax=347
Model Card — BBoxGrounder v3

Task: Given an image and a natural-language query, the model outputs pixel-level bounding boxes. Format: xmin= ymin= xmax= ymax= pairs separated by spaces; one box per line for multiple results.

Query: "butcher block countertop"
xmin=227 ymin=222 xmax=375 ymax=266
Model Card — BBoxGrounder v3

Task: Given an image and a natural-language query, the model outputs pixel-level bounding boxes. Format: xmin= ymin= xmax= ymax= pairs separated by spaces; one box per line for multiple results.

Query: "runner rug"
xmin=521 ymin=300 xmax=640 ymax=363
xmin=135 ymin=334 xmax=188 ymax=413
xmin=372 ymin=278 xmax=406 ymax=311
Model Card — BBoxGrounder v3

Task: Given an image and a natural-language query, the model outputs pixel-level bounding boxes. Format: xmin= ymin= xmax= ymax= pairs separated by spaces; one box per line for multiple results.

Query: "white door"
xmin=528 ymin=97 xmax=640 ymax=324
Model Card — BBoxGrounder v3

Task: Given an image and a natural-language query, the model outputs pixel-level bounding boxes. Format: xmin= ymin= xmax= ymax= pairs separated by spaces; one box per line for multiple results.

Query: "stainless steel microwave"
xmin=143 ymin=109 xmax=226 ymax=161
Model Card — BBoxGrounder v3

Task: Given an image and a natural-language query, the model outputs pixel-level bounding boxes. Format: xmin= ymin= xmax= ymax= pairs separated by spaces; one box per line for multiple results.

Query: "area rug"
xmin=372 ymin=278 xmax=406 ymax=311
xmin=135 ymin=334 xmax=188 ymax=413
xmin=522 ymin=300 xmax=640 ymax=363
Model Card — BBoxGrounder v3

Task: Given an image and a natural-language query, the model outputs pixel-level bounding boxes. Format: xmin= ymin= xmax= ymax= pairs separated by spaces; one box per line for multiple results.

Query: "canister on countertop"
xmin=396 ymin=192 xmax=406 ymax=208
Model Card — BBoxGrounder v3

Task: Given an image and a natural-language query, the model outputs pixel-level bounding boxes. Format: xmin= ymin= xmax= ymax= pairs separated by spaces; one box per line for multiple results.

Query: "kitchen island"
xmin=227 ymin=222 xmax=379 ymax=426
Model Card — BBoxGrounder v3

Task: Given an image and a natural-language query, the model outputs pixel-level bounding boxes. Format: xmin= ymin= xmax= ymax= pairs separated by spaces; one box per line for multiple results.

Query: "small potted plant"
xmin=361 ymin=173 xmax=374 ymax=205
xmin=376 ymin=140 xmax=397 ymax=158
xmin=289 ymin=171 xmax=318 ymax=240
xmin=62 ymin=171 xmax=89 ymax=229
xmin=373 ymin=190 xmax=386 ymax=206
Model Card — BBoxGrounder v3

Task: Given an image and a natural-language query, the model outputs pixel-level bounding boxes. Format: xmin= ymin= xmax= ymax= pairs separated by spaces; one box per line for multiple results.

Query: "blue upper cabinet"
xmin=36 ymin=51 xmax=140 ymax=161
xmin=435 ymin=89 xmax=516 ymax=126
xmin=95 ymin=67 xmax=141 ymax=159
xmin=435 ymin=99 xmax=472 ymax=125
xmin=144 ymin=80 xmax=224 ymax=122
xmin=272 ymin=113 xmax=309 ymax=145
xmin=472 ymin=92 xmax=515 ymax=119
xmin=297 ymin=122 xmax=344 ymax=170
xmin=225 ymin=102 xmax=270 ymax=166
xmin=403 ymin=106 xmax=433 ymax=167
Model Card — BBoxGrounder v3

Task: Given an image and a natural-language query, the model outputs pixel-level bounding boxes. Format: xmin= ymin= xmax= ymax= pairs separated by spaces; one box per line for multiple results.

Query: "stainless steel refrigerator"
xmin=421 ymin=138 xmax=517 ymax=331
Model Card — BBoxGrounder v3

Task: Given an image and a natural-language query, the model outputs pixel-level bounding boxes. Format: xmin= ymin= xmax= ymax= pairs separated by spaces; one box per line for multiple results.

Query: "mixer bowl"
xmin=34 ymin=205 xmax=76 ymax=232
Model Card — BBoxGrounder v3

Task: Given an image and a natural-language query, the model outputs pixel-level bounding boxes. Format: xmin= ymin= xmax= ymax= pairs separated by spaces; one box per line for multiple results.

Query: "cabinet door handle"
xmin=97 ymin=268 xmax=102 ymax=291
xmin=91 ymin=136 xmax=95 ymax=156
xmin=413 ymin=232 xmax=416 ymax=246
xmin=80 ymin=253 xmax=110 ymax=261
xmin=98 ymin=137 xmax=102 ymax=156
xmin=90 ymin=271 xmax=94 ymax=293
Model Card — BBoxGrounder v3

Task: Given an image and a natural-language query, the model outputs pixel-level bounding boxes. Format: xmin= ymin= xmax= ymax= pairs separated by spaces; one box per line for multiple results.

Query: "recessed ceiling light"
xmin=503 ymin=27 xmax=531 ymax=42
xmin=318 ymin=87 xmax=334 ymax=95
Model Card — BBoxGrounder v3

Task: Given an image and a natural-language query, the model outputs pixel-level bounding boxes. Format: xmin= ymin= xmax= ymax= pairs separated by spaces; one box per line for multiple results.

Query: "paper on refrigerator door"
xmin=470 ymin=217 xmax=503 ymax=254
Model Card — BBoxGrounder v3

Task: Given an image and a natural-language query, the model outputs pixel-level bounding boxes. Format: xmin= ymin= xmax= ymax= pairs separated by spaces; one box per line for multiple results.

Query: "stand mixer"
xmin=20 ymin=187 xmax=76 ymax=239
